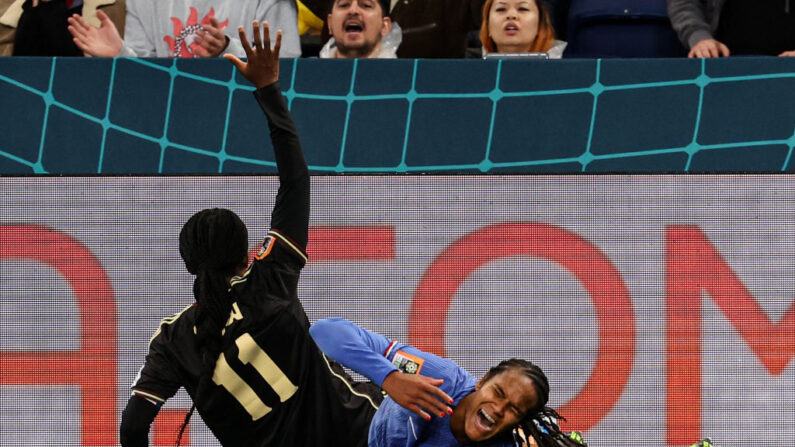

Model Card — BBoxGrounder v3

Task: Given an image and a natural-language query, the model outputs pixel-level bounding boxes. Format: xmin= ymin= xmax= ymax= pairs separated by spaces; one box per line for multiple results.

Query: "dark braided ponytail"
xmin=481 ymin=359 xmax=586 ymax=447
xmin=175 ymin=208 xmax=248 ymax=446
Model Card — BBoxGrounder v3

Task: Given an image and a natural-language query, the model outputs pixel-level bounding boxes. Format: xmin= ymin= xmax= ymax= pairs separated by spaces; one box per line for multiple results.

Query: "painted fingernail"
xmin=447 ymin=408 xmax=453 ymax=415
xmin=440 ymin=412 xmax=445 ymax=418
xmin=425 ymin=415 xmax=431 ymax=421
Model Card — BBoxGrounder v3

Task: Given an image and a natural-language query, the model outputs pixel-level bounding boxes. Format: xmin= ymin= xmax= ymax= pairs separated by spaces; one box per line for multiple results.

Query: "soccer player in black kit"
xmin=119 ymin=22 xmax=378 ymax=447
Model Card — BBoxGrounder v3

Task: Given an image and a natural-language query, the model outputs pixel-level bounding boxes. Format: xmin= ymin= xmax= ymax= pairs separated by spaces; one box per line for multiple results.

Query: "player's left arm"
xmin=226 ymin=22 xmax=309 ymax=259
xmin=120 ymin=317 xmax=184 ymax=446
xmin=120 ymin=395 xmax=160 ymax=446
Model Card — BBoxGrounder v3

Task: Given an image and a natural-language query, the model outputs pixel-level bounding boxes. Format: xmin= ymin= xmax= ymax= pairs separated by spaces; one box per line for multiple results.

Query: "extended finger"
xmin=252 ymin=20 xmax=263 ymax=49
xmin=67 ymin=24 xmax=86 ymax=40
xmin=272 ymin=29 xmax=282 ymax=58
xmin=224 ymin=53 xmax=246 ymax=71
xmin=421 ymin=376 xmax=453 ymax=403
xmin=96 ymin=9 xmax=112 ymax=25
xmin=422 ymin=390 xmax=453 ymax=414
xmin=410 ymin=405 xmax=432 ymax=421
xmin=206 ymin=22 xmax=225 ymax=39
xmin=237 ymin=26 xmax=253 ymax=59
xmin=72 ymin=36 xmax=91 ymax=53
xmin=75 ymin=13 xmax=93 ymax=30
xmin=195 ymin=32 xmax=219 ymax=52
xmin=68 ymin=14 xmax=89 ymax=33
xmin=419 ymin=395 xmax=452 ymax=417
xmin=426 ymin=385 xmax=453 ymax=406
xmin=196 ymin=39 xmax=220 ymax=56
xmin=261 ymin=21 xmax=271 ymax=51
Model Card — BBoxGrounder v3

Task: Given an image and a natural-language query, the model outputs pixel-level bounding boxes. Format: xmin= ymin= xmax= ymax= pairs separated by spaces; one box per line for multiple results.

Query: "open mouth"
xmin=476 ymin=408 xmax=496 ymax=432
xmin=344 ymin=21 xmax=364 ymax=33
xmin=504 ymin=23 xmax=519 ymax=35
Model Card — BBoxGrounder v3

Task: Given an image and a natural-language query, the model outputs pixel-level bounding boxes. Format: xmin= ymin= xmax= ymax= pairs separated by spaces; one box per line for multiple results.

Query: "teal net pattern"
xmin=0 ymin=57 xmax=793 ymax=174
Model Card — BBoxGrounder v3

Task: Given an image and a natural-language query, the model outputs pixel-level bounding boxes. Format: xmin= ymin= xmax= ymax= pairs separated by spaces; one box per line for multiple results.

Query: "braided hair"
xmin=480 ymin=359 xmax=585 ymax=447
xmin=175 ymin=208 xmax=248 ymax=445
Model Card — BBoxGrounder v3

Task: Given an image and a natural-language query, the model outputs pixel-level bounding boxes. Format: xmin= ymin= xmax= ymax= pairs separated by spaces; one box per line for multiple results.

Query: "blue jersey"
xmin=310 ymin=319 xmax=515 ymax=447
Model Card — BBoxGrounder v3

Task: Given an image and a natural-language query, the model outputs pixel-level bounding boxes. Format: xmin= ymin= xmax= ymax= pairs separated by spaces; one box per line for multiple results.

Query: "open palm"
xmin=224 ymin=21 xmax=282 ymax=89
xmin=67 ymin=10 xmax=122 ymax=57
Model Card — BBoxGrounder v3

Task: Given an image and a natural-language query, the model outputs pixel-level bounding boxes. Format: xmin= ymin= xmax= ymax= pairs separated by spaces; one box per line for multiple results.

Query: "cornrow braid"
xmin=523 ymin=408 xmax=586 ymax=447
xmin=175 ymin=209 xmax=248 ymax=446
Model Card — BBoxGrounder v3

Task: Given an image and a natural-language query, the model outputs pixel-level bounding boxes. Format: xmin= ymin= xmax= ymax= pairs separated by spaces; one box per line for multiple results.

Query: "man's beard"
xmin=337 ymin=39 xmax=380 ymax=58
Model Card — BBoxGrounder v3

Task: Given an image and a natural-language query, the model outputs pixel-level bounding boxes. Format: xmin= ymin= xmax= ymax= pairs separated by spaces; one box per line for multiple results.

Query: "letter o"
xmin=409 ymin=222 xmax=634 ymax=432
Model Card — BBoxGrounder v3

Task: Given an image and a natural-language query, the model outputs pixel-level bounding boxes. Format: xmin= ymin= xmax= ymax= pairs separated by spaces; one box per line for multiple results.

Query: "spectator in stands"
xmin=66 ymin=0 xmax=301 ymax=58
xmin=0 ymin=0 xmax=12 ymax=55
xmin=667 ymin=0 xmax=795 ymax=58
xmin=319 ymin=0 xmax=400 ymax=58
xmin=479 ymin=0 xmax=566 ymax=58
xmin=304 ymin=0 xmax=484 ymax=58
xmin=0 ymin=0 xmax=125 ymax=56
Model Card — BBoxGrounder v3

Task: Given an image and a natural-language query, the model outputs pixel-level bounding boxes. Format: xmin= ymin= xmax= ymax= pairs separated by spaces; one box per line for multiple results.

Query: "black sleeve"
xmin=120 ymin=395 xmax=160 ymax=447
xmin=253 ymin=82 xmax=310 ymax=251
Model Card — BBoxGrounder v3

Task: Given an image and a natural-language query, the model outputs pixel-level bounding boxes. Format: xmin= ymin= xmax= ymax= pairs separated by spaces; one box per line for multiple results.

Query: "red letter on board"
xmin=0 ymin=225 xmax=117 ymax=446
xmin=666 ymin=225 xmax=795 ymax=445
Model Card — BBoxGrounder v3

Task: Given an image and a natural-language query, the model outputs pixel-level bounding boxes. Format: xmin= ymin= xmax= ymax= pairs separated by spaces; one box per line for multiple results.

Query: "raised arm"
xmin=226 ymin=22 xmax=309 ymax=250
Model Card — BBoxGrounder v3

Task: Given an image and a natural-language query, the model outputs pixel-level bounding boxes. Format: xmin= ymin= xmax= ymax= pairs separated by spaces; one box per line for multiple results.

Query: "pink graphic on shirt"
xmin=164 ymin=7 xmax=229 ymax=58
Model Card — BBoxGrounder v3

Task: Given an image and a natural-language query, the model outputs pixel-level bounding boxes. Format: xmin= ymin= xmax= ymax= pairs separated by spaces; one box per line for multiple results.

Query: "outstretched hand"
xmin=381 ymin=371 xmax=454 ymax=421
xmin=224 ymin=21 xmax=281 ymax=89
xmin=67 ymin=10 xmax=122 ymax=57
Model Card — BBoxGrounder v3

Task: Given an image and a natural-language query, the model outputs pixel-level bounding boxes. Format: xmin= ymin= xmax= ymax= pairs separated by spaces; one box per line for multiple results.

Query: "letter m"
xmin=665 ymin=225 xmax=795 ymax=445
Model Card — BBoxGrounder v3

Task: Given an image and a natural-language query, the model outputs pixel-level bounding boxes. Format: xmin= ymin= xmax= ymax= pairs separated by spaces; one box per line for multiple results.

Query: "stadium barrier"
xmin=0 ymin=57 xmax=793 ymax=174
xmin=2 ymin=176 xmax=794 ymax=446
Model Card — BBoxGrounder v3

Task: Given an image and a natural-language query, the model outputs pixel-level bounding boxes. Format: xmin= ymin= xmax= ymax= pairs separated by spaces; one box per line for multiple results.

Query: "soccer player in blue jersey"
xmin=310 ymin=318 xmax=586 ymax=447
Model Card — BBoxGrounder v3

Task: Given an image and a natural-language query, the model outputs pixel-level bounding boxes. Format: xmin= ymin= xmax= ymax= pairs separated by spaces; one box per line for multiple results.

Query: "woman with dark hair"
xmin=310 ymin=318 xmax=586 ymax=447
xmin=479 ymin=0 xmax=567 ymax=58
xmin=119 ymin=21 xmax=378 ymax=447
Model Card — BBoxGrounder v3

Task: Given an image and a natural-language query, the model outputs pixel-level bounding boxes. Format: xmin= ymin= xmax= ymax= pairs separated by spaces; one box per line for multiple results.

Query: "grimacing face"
xmin=464 ymin=369 xmax=539 ymax=442
xmin=488 ymin=0 xmax=540 ymax=53
xmin=327 ymin=0 xmax=391 ymax=58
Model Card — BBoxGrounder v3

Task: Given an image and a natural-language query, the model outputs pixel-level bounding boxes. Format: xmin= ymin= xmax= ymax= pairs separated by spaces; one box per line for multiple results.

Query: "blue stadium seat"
xmin=564 ymin=0 xmax=686 ymax=58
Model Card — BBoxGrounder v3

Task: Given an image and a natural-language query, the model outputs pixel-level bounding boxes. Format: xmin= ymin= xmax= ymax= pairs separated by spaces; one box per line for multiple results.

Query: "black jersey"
xmin=127 ymin=84 xmax=377 ymax=446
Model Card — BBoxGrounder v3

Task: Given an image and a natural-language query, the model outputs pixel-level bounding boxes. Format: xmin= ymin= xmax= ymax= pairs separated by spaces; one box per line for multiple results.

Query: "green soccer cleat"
xmin=567 ymin=431 xmax=585 ymax=444
xmin=689 ymin=438 xmax=716 ymax=447
xmin=555 ymin=431 xmax=587 ymax=446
